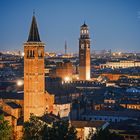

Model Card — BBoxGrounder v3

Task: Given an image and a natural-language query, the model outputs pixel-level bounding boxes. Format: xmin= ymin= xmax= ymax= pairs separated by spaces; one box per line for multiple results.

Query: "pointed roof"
xmin=27 ymin=15 xmax=41 ymax=42
xmin=81 ymin=21 xmax=88 ymax=27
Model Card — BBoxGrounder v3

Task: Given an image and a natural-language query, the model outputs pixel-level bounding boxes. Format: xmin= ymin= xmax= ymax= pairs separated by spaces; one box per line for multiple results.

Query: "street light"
xmin=21 ymin=52 xmax=24 ymax=57
xmin=64 ymin=76 xmax=70 ymax=82
xmin=17 ymin=80 xmax=23 ymax=86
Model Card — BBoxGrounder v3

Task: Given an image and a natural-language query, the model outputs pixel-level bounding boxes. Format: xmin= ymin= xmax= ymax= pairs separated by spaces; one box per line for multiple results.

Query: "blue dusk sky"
xmin=0 ymin=0 xmax=140 ymax=53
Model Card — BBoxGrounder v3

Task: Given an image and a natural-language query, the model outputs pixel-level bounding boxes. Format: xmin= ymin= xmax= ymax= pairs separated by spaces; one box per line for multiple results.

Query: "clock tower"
xmin=24 ymin=15 xmax=45 ymax=121
xmin=79 ymin=23 xmax=91 ymax=80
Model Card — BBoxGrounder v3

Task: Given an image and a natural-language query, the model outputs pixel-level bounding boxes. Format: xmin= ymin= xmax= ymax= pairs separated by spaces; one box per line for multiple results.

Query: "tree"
xmin=66 ymin=124 xmax=79 ymax=140
xmin=0 ymin=115 xmax=12 ymax=140
xmin=88 ymin=128 xmax=124 ymax=140
xmin=23 ymin=114 xmax=79 ymax=140
xmin=43 ymin=120 xmax=79 ymax=140
xmin=23 ymin=114 xmax=44 ymax=140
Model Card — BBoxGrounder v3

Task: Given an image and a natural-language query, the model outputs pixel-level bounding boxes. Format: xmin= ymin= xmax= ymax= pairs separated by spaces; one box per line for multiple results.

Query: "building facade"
xmin=71 ymin=120 xmax=109 ymax=140
xmin=100 ymin=61 xmax=140 ymax=69
xmin=81 ymin=110 xmax=140 ymax=123
xmin=53 ymin=61 xmax=73 ymax=81
xmin=24 ymin=15 xmax=46 ymax=121
xmin=79 ymin=23 xmax=91 ymax=80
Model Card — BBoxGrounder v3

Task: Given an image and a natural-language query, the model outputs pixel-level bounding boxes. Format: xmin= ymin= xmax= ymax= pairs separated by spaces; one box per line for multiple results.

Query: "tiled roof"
xmin=6 ymin=102 xmax=21 ymax=109
xmin=71 ymin=120 xmax=107 ymax=128
xmin=0 ymin=109 xmax=10 ymax=116
xmin=83 ymin=110 xmax=140 ymax=118
xmin=0 ymin=92 xmax=23 ymax=100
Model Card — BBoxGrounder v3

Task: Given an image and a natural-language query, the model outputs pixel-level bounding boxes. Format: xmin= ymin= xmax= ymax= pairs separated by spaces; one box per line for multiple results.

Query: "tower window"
xmin=38 ymin=50 xmax=43 ymax=58
xmin=30 ymin=50 xmax=35 ymax=58
xmin=26 ymin=50 xmax=35 ymax=58
xmin=84 ymin=30 xmax=86 ymax=34
xmin=29 ymin=50 xmax=32 ymax=57
xmin=27 ymin=50 xmax=29 ymax=58
xmin=32 ymin=50 xmax=35 ymax=57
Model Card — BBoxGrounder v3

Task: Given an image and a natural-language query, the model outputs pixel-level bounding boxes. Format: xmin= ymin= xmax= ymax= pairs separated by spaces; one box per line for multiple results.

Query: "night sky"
xmin=0 ymin=0 xmax=140 ymax=53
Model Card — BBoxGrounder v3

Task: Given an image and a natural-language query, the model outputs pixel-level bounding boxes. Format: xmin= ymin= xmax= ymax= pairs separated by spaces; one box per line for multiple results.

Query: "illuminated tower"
xmin=79 ymin=22 xmax=91 ymax=80
xmin=24 ymin=15 xmax=45 ymax=121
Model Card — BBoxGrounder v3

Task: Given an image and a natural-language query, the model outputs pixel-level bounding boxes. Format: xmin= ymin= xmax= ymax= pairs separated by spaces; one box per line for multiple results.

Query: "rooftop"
xmin=27 ymin=15 xmax=41 ymax=42
xmin=71 ymin=120 xmax=107 ymax=128
xmin=81 ymin=22 xmax=88 ymax=27
xmin=6 ymin=102 xmax=21 ymax=109
xmin=0 ymin=109 xmax=11 ymax=116
xmin=83 ymin=110 xmax=140 ymax=118
xmin=0 ymin=92 xmax=23 ymax=100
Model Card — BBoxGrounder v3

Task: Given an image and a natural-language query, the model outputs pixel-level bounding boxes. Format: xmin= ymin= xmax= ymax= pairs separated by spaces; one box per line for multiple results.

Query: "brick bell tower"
xmin=24 ymin=14 xmax=45 ymax=121
xmin=79 ymin=22 xmax=91 ymax=80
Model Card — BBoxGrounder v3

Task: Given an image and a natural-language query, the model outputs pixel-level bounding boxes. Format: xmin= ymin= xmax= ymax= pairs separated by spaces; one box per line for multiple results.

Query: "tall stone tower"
xmin=79 ymin=23 xmax=91 ymax=80
xmin=24 ymin=15 xmax=45 ymax=121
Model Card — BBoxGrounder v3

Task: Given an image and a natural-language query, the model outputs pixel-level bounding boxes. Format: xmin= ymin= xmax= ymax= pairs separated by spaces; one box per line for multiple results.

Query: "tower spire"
xmin=81 ymin=21 xmax=88 ymax=27
xmin=24 ymin=14 xmax=45 ymax=121
xmin=27 ymin=14 xmax=41 ymax=42
xmin=33 ymin=9 xmax=35 ymax=16
xmin=65 ymin=40 xmax=67 ymax=54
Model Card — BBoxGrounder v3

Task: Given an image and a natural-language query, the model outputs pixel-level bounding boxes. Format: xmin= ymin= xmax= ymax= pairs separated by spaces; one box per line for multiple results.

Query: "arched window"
xmin=30 ymin=50 xmax=32 ymax=57
xmin=27 ymin=50 xmax=29 ymax=58
xmin=38 ymin=50 xmax=43 ymax=58
xmin=32 ymin=50 xmax=35 ymax=57
xmin=84 ymin=30 xmax=86 ymax=34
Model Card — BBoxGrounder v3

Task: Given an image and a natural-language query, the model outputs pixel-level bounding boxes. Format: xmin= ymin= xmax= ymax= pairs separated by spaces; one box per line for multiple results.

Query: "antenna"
xmin=65 ymin=41 xmax=67 ymax=55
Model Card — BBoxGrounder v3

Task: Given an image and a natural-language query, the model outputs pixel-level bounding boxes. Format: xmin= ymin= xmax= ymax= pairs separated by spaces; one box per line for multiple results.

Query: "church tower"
xmin=79 ymin=23 xmax=91 ymax=80
xmin=24 ymin=15 xmax=45 ymax=121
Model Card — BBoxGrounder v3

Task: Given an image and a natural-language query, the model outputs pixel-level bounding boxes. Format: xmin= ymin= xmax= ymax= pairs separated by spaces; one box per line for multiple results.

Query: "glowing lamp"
xmin=21 ymin=52 xmax=24 ymax=56
xmin=17 ymin=80 xmax=23 ymax=86
xmin=64 ymin=76 xmax=70 ymax=82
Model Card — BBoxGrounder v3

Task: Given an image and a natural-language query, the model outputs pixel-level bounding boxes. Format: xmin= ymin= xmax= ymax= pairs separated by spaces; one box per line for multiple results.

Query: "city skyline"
xmin=1 ymin=0 xmax=140 ymax=53
xmin=0 ymin=1 xmax=140 ymax=138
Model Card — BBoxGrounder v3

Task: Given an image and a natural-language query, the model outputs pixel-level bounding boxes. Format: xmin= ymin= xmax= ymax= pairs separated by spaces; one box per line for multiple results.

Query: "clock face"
xmin=81 ymin=44 xmax=84 ymax=49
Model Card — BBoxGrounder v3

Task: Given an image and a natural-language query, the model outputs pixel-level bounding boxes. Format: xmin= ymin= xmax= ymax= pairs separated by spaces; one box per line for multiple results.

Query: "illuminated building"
xmin=71 ymin=120 xmax=109 ymax=140
xmin=23 ymin=15 xmax=73 ymax=121
xmin=100 ymin=61 xmax=140 ymax=69
xmin=23 ymin=15 xmax=46 ymax=121
xmin=120 ymin=102 xmax=140 ymax=110
xmin=101 ymin=73 xmax=140 ymax=81
xmin=81 ymin=110 xmax=140 ymax=123
xmin=79 ymin=23 xmax=91 ymax=80
xmin=53 ymin=61 xmax=73 ymax=81
xmin=1 ymin=102 xmax=23 ymax=139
